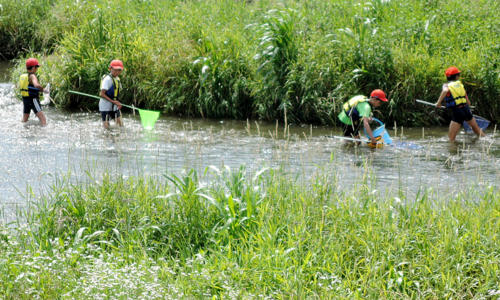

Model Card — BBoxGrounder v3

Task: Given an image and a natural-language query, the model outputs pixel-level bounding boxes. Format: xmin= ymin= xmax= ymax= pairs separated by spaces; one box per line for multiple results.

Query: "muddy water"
xmin=1 ymin=62 xmax=498 ymax=221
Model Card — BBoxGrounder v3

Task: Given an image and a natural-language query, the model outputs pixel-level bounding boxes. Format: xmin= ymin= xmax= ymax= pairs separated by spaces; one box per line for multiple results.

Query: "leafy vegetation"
xmin=4 ymin=0 xmax=499 ymax=125
xmin=0 ymin=165 xmax=498 ymax=298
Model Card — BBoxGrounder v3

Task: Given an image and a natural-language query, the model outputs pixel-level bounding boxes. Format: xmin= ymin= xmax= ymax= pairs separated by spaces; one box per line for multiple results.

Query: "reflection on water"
xmin=0 ymin=80 xmax=498 ymax=222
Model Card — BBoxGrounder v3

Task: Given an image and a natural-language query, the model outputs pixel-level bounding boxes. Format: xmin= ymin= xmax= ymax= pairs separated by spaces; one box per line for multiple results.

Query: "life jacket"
xmin=101 ymin=74 xmax=121 ymax=101
xmin=343 ymin=95 xmax=368 ymax=120
xmin=19 ymin=73 xmax=42 ymax=99
xmin=444 ymin=80 xmax=467 ymax=108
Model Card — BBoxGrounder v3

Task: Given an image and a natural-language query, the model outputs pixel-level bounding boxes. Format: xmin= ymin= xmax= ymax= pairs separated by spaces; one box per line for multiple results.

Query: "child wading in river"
xmin=19 ymin=58 xmax=47 ymax=126
xmin=435 ymin=66 xmax=485 ymax=142
xmin=99 ymin=59 xmax=124 ymax=129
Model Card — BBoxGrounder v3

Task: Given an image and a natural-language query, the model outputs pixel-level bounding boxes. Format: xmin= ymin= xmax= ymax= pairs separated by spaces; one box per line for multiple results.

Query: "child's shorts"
xmin=451 ymin=106 xmax=473 ymax=124
xmin=101 ymin=110 xmax=121 ymax=121
xmin=23 ymin=98 xmax=42 ymax=114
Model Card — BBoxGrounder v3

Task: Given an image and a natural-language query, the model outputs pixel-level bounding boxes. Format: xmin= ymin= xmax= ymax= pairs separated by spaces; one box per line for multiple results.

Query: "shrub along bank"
xmin=4 ymin=0 xmax=499 ymax=126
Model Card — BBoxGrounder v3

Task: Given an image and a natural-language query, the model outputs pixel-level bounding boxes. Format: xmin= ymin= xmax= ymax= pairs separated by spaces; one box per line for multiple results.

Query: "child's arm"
xmin=29 ymin=74 xmax=44 ymax=92
xmin=363 ymin=117 xmax=377 ymax=144
xmin=435 ymin=86 xmax=448 ymax=108
xmin=99 ymin=89 xmax=122 ymax=109
xmin=465 ymin=92 xmax=471 ymax=106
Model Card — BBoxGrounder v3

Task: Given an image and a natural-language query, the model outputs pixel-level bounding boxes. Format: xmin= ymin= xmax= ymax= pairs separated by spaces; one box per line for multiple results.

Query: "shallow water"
xmin=0 ymin=62 xmax=498 ymax=222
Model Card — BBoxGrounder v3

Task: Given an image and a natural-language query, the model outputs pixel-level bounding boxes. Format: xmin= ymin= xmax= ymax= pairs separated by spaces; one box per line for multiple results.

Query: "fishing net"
xmin=463 ymin=115 xmax=490 ymax=133
xmin=138 ymin=109 xmax=160 ymax=130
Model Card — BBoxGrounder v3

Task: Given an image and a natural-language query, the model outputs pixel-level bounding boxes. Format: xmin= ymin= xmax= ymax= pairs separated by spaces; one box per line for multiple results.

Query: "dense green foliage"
xmin=0 ymin=167 xmax=498 ymax=298
xmin=3 ymin=0 xmax=500 ymax=125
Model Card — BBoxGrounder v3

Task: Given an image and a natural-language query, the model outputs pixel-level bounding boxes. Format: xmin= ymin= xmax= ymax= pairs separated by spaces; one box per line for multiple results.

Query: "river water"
xmin=1 ymin=62 xmax=498 ymax=222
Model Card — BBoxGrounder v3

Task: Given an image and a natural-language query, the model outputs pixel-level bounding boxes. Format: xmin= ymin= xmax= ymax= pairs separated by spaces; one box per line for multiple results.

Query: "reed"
xmin=4 ymin=0 xmax=499 ymax=124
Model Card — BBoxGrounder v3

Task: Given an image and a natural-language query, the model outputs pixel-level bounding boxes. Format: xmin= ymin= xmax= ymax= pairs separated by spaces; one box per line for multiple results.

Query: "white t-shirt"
xmin=99 ymin=75 xmax=118 ymax=112
xmin=442 ymin=83 xmax=449 ymax=91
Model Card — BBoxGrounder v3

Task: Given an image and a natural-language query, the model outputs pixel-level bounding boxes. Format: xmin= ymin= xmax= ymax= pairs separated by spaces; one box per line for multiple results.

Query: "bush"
xmin=4 ymin=0 xmax=499 ymax=125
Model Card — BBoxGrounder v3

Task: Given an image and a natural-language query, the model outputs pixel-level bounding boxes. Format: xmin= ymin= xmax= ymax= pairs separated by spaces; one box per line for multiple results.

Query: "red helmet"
xmin=109 ymin=59 xmax=124 ymax=70
xmin=26 ymin=58 xmax=40 ymax=68
xmin=370 ymin=89 xmax=388 ymax=102
xmin=445 ymin=66 xmax=460 ymax=77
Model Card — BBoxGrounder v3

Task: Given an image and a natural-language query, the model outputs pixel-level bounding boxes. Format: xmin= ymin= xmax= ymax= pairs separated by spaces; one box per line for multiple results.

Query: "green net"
xmin=138 ymin=109 xmax=160 ymax=130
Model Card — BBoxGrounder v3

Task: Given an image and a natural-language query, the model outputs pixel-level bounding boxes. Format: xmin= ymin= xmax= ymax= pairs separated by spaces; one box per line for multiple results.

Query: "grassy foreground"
xmin=0 ymin=166 xmax=498 ymax=298
xmin=3 ymin=0 xmax=499 ymax=125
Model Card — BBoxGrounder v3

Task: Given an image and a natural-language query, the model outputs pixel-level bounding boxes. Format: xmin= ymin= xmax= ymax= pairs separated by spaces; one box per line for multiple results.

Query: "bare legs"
xmin=448 ymin=121 xmax=462 ymax=142
xmin=116 ymin=116 xmax=123 ymax=127
xmin=448 ymin=118 xmax=485 ymax=142
xmin=465 ymin=118 xmax=485 ymax=137
xmin=35 ymin=111 xmax=47 ymax=126
xmin=102 ymin=114 xmax=123 ymax=129
xmin=22 ymin=112 xmax=47 ymax=126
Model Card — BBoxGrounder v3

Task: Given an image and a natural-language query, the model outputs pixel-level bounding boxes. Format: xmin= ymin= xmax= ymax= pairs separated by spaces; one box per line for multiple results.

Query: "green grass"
xmin=3 ymin=0 xmax=499 ymax=125
xmin=0 ymin=165 xmax=498 ymax=298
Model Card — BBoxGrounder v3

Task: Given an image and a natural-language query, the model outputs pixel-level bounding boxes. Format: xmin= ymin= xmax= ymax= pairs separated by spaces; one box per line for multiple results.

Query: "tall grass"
xmin=0 ymin=0 xmax=88 ymax=59
xmin=0 ymin=165 xmax=498 ymax=298
xmin=253 ymin=9 xmax=298 ymax=120
xmin=4 ymin=0 xmax=500 ymax=125
xmin=20 ymin=166 xmax=266 ymax=258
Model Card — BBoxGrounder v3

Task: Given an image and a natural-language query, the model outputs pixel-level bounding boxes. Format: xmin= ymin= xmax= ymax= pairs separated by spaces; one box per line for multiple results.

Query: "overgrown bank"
xmin=3 ymin=0 xmax=499 ymax=125
xmin=0 ymin=167 xmax=499 ymax=298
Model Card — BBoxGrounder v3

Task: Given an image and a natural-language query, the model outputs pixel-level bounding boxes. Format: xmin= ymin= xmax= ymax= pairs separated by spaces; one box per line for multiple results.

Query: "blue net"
xmin=463 ymin=115 xmax=490 ymax=133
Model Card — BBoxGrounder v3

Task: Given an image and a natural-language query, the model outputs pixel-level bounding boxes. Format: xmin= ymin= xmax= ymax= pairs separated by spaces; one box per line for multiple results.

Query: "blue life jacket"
xmin=101 ymin=74 xmax=121 ymax=101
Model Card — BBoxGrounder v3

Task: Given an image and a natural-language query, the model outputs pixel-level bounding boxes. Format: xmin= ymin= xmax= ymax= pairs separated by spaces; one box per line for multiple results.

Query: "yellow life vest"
xmin=19 ymin=73 xmax=42 ymax=99
xmin=343 ymin=95 xmax=368 ymax=115
xmin=445 ymin=80 xmax=467 ymax=108
xmin=19 ymin=74 xmax=30 ymax=97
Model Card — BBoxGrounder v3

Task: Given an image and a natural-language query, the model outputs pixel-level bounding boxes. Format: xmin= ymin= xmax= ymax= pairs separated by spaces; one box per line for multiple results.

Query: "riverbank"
xmin=0 ymin=95 xmax=498 ymax=297
xmin=0 ymin=167 xmax=498 ymax=298
xmin=2 ymin=0 xmax=499 ymax=126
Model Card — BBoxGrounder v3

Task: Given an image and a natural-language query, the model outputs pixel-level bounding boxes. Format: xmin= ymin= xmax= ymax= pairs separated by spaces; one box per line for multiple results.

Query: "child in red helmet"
xmin=435 ymin=66 xmax=485 ymax=142
xmin=338 ymin=89 xmax=388 ymax=146
xmin=99 ymin=59 xmax=124 ymax=129
xmin=19 ymin=58 xmax=47 ymax=126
